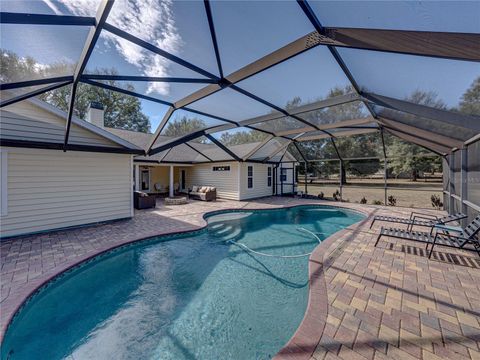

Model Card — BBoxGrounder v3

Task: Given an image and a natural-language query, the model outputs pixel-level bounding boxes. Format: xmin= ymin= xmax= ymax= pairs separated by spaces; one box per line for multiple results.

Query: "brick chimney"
xmin=86 ymin=101 xmax=105 ymax=128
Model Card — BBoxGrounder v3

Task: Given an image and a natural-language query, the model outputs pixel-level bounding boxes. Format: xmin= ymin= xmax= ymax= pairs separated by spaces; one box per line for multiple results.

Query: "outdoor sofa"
xmin=189 ymin=186 xmax=217 ymax=201
xmin=134 ymin=191 xmax=156 ymax=209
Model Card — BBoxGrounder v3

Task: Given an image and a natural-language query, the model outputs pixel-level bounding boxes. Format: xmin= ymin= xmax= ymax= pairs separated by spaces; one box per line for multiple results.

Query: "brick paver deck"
xmin=1 ymin=197 xmax=479 ymax=359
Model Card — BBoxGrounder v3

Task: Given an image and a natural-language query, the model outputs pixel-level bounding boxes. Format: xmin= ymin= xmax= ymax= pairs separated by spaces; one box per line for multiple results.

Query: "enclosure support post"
xmin=384 ymin=158 xmax=388 ymax=205
xmin=134 ymin=164 xmax=140 ymax=191
xmin=169 ymin=165 xmax=174 ymax=198
xmin=304 ymin=161 xmax=308 ymax=195
xmin=380 ymin=128 xmax=388 ymax=205
xmin=461 ymin=148 xmax=468 ymax=226
xmin=280 ymin=162 xmax=284 ymax=196
xmin=339 ymin=159 xmax=343 ymax=202
xmin=449 ymin=153 xmax=455 ymax=214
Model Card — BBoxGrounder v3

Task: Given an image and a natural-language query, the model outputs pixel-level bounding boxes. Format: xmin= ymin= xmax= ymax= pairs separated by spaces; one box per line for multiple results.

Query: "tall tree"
xmin=219 ymin=129 xmax=268 ymax=146
xmin=458 ymin=76 xmax=480 ymax=115
xmin=1 ymin=49 xmax=151 ymax=133
xmin=384 ymin=90 xmax=444 ymax=180
xmin=163 ymin=115 xmax=206 ymax=137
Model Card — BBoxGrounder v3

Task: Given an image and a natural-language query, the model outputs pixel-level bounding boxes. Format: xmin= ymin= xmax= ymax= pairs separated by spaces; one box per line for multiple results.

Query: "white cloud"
xmin=44 ymin=0 xmax=183 ymax=96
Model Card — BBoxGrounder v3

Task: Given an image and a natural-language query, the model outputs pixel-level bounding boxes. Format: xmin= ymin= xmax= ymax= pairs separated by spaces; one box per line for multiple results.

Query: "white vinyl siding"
xmin=0 ymin=150 xmax=7 ymax=216
xmin=185 ymin=162 xmax=239 ymax=200
xmin=0 ymin=147 xmax=132 ymax=238
xmin=239 ymin=163 xmax=274 ymax=200
xmin=0 ymin=111 xmax=122 ymax=148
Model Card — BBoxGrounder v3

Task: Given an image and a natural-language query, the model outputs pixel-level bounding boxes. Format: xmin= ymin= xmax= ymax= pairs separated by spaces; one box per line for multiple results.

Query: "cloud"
xmin=44 ymin=0 xmax=182 ymax=96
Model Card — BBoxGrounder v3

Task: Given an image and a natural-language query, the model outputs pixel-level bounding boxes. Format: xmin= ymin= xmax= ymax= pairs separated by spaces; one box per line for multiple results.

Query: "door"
xmin=140 ymin=169 xmax=150 ymax=192
xmin=180 ymin=170 xmax=186 ymax=191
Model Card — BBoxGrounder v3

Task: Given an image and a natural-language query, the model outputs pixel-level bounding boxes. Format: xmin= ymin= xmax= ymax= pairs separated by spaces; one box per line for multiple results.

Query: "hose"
xmin=227 ymin=227 xmax=321 ymax=258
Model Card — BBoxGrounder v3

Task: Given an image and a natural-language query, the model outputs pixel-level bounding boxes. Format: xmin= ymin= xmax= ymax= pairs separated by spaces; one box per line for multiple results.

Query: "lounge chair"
xmin=370 ymin=212 xmax=466 ymax=231
xmin=375 ymin=214 xmax=480 ymax=258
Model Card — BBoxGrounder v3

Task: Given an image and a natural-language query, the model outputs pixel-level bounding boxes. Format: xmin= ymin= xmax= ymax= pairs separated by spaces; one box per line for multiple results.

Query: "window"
xmin=213 ymin=166 xmax=230 ymax=171
xmin=0 ymin=151 xmax=7 ymax=216
xmin=247 ymin=165 xmax=253 ymax=189
xmin=281 ymin=168 xmax=287 ymax=182
xmin=267 ymin=167 xmax=272 ymax=187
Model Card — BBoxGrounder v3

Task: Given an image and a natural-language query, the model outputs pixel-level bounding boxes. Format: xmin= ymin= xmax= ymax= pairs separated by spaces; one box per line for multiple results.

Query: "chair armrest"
xmin=412 ymin=215 xmax=438 ymax=223
xmin=437 ymin=232 xmax=472 ymax=243
xmin=434 ymin=224 xmax=463 ymax=233
xmin=410 ymin=211 xmax=439 ymax=221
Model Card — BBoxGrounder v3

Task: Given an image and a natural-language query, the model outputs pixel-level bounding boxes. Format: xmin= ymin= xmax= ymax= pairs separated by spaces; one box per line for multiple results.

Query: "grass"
xmin=299 ymin=179 xmax=443 ymax=209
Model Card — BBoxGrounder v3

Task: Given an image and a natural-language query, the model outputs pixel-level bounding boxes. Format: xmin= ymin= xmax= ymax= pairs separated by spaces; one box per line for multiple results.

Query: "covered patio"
xmin=134 ymin=162 xmax=191 ymax=197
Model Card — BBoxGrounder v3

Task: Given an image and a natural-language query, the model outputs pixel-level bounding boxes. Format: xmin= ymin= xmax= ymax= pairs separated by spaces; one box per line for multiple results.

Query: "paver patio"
xmin=1 ymin=197 xmax=479 ymax=359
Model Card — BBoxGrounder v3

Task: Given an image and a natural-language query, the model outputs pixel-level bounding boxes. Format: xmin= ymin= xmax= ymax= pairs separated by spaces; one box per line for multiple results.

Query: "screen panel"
xmin=210 ymin=0 xmax=314 ymax=74
xmin=159 ymin=109 xmax=228 ymax=139
xmin=467 ymin=140 xmax=480 ymax=207
xmin=235 ymin=46 xmax=350 ymax=110
xmin=309 ymin=0 xmax=480 ymax=33
xmin=0 ymin=0 xmax=101 ymax=16
xmin=337 ymin=47 xmax=480 ymax=116
xmin=296 ymin=100 xmax=371 ymax=128
xmin=187 ymin=87 xmax=274 ymax=122
xmin=107 ymin=0 xmax=219 ymax=76
xmin=1 ymin=24 xmax=89 ymax=83
xmin=85 ymin=32 xmax=207 ymax=84
xmin=374 ymin=104 xmax=478 ymax=142
xmin=296 ymin=138 xmax=339 ymax=160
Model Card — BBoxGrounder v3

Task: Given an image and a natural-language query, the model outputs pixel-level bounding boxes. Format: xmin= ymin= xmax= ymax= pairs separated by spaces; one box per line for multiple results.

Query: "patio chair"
xmin=375 ymin=214 xmax=480 ymax=258
xmin=154 ymin=183 xmax=167 ymax=194
xmin=369 ymin=212 xmax=466 ymax=232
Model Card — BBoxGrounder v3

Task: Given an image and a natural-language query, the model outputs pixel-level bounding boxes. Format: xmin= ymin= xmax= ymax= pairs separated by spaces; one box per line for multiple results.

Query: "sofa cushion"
xmin=200 ymin=186 xmax=208 ymax=193
xmin=192 ymin=185 xmax=199 ymax=192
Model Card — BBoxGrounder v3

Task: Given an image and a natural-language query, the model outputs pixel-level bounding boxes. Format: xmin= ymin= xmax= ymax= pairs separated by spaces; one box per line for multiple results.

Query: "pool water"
xmin=1 ymin=206 xmax=363 ymax=360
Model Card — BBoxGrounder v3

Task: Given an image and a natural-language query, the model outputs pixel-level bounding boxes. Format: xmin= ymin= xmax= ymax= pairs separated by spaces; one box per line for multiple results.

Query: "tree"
xmin=1 ymin=49 xmax=151 ymax=133
xmin=294 ymin=85 xmax=380 ymax=183
xmin=458 ymin=76 xmax=480 ymax=115
xmin=163 ymin=115 xmax=206 ymax=138
xmin=385 ymin=90 xmax=444 ymax=181
xmin=219 ymin=129 xmax=268 ymax=146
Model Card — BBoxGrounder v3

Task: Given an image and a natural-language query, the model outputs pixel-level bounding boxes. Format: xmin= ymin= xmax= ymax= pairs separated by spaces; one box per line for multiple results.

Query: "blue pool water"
xmin=1 ymin=205 xmax=363 ymax=360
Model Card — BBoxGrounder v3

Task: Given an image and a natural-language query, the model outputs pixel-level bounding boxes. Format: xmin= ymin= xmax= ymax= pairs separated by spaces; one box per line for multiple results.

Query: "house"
xmin=0 ymin=98 xmax=143 ymax=238
xmin=102 ymin=113 xmax=298 ymax=201
xmin=0 ymin=98 xmax=298 ymax=238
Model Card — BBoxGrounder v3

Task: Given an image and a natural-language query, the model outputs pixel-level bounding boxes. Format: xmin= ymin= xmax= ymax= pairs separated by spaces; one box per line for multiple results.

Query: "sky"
xmin=1 ymin=0 xmax=479 ymax=131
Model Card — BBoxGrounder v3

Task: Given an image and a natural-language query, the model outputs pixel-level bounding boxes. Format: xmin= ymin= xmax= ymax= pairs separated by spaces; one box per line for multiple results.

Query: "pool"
xmin=1 ymin=205 xmax=364 ymax=360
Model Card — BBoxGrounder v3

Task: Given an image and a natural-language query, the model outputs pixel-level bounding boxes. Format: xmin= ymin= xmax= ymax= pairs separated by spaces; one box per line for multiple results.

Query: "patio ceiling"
xmin=0 ymin=0 xmax=479 ymax=163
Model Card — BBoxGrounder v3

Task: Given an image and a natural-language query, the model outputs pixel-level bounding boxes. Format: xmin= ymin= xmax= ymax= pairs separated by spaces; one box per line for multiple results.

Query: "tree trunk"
xmin=411 ymin=169 xmax=418 ymax=182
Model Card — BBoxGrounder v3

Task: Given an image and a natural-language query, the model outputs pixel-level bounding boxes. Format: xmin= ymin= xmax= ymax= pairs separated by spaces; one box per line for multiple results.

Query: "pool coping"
xmin=273 ymin=206 xmax=373 ymax=360
xmin=1 ymin=202 xmax=373 ymax=358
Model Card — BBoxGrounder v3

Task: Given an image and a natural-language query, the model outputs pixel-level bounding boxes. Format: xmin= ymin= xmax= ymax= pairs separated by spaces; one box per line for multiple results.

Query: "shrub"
xmin=333 ymin=190 xmax=341 ymax=201
xmin=372 ymin=200 xmax=383 ymax=205
xmin=431 ymin=194 xmax=443 ymax=210
xmin=360 ymin=197 xmax=367 ymax=204
xmin=388 ymin=195 xmax=397 ymax=206
xmin=317 ymin=192 xmax=324 ymax=200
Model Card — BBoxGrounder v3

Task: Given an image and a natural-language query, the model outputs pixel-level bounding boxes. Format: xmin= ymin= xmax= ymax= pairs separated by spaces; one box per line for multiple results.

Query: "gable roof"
xmin=0 ymin=93 xmax=144 ymax=154
xmin=26 ymin=97 xmax=144 ymax=152
xmin=106 ymin=127 xmax=299 ymax=163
